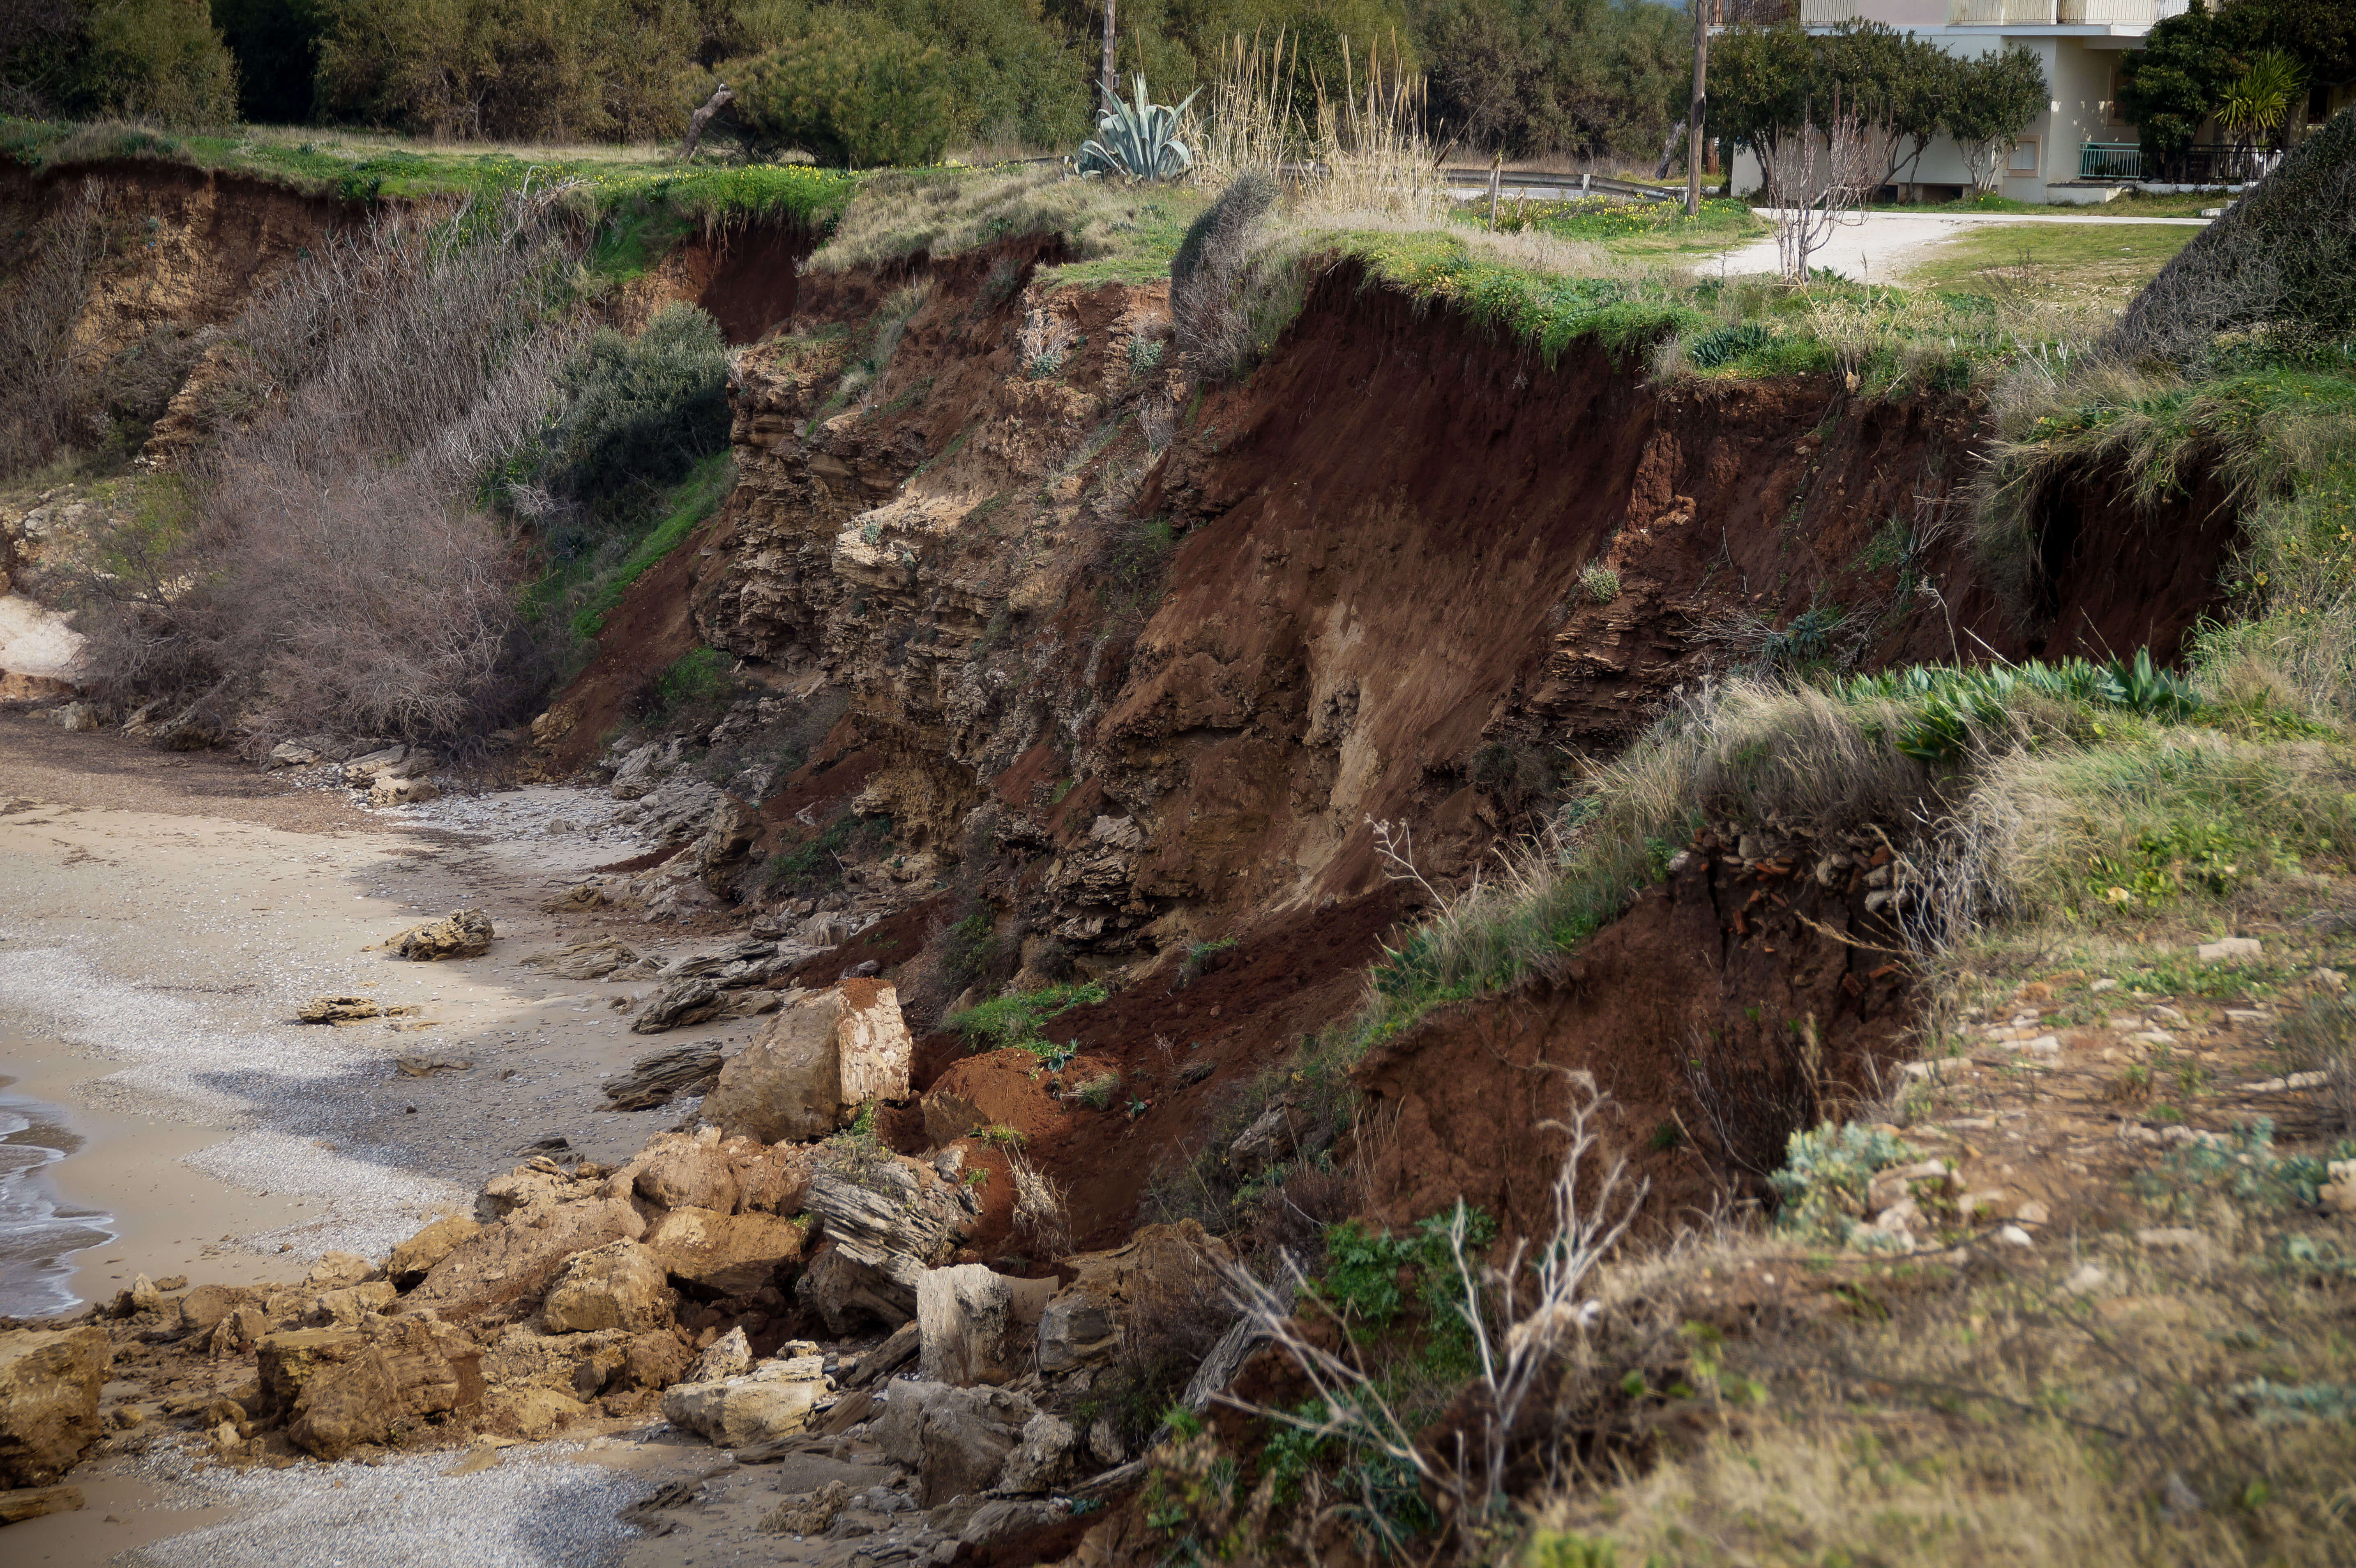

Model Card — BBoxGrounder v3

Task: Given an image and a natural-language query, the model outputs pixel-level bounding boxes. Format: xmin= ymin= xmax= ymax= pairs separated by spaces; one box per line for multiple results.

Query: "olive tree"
xmin=1948 ymin=45 xmax=2047 ymax=194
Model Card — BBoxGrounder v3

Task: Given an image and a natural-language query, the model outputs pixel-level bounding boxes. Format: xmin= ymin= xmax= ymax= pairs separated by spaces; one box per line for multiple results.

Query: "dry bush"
xmin=1171 ymin=170 xmax=1279 ymax=380
xmin=1192 ymin=29 xmax=1445 ymax=226
xmin=69 ymin=188 xmax=585 ymax=750
xmin=0 ymin=177 xmax=109 ymax=474
xmin=806 ymin=167 xmax=1154 ymax=274
xmin=1005 ymin=1147 xmax=1071 ymax=1259
xmin=2278 ymin=983 xmax=2356 ymax=1136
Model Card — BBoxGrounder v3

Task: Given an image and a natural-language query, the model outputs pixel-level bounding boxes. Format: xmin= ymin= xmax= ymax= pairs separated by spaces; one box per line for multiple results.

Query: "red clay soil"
xmin=696 ymin=221 xmax=811 ymax=343
xmin=537 ymin=517 xmax=718 ymax=775
xmin=895 ymin=890 xmax=1404 ymax=1253
xmin=1353 ymin=833 xmax=1915 ymax=1246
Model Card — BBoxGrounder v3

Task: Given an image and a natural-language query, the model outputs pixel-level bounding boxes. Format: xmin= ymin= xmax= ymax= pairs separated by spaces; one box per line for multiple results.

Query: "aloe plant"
xmin=1077 ymin=75 xmax=1198 ymax=182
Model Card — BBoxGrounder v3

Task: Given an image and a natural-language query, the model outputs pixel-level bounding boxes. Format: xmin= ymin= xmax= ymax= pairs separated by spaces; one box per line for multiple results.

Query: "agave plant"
xmin=1077 ymin=76 xmax=1199 ymax=182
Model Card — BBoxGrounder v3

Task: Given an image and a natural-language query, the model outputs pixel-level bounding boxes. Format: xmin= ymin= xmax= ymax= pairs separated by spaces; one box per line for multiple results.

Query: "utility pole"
xmin=1101 ymin=0 xmax=1118 ymax=103
xmin=1686 ymin=0 xmax=1709 ymax=218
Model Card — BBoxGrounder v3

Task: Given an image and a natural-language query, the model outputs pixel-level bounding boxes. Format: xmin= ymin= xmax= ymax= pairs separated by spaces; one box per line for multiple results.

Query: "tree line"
xmin=0 ymin=0 xmax=1698 ymax=163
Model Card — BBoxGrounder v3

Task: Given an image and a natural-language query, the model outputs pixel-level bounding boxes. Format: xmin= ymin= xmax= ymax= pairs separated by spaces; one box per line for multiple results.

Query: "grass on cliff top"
xmin=0 ymin=116 xmax=858 ymax=237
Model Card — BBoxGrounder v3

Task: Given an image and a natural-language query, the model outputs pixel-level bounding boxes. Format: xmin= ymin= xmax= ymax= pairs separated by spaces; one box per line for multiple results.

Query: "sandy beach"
xmin=0 ymin=715 xmax=784 ymax=1565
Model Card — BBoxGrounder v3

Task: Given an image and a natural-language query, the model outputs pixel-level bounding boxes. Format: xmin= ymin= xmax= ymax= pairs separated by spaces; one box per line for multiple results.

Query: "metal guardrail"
xmin=1438 ymin=166 xmax=1685 ymax=204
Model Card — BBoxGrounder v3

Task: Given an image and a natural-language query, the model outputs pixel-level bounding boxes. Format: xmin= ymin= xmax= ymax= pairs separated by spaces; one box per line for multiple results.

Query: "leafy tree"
xmin=1406 ymin=0 xmax=1684 ymax=161
xmin=2219 ymin=45 xmax=2304 ymax=150
xmin=2219 ymin=0 xmax=2351 ymax=97
xmin=211 ymin=0 xmax=324 ymax=122
xmin=730 ymin=14 xmax=952 ymax=165
xmin=1946 ymin=44 xmax=2046 ymax=193
xmin=86 ymin=0 xmax=240 ymax=124
xmin=1 ymin=2 xmax=88 ymax=115
xmin=2119 ymin=0 xmax=2236 ymax=163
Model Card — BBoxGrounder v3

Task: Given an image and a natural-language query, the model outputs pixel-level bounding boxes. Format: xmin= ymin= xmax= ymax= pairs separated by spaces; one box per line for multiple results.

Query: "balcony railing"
xmin=2079 ymin=141 xmax=2280 ymax=182
xmin=1802 ymin=0 xmax=2186 ymax=23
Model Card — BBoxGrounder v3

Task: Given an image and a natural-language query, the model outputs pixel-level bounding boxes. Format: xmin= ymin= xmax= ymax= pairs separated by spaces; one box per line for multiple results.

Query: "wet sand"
xmin=0 ymin=715 xmax=760 ymax=1311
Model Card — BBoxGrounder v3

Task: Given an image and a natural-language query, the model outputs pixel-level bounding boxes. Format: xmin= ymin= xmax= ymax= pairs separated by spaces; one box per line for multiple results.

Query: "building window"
xmin=2008 ymin=136 xmax=2040 ymax=176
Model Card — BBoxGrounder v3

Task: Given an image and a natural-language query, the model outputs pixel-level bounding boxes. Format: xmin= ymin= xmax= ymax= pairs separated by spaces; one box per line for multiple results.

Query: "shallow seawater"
xmin=0 ymin=1075 xmax=113 ymax=1316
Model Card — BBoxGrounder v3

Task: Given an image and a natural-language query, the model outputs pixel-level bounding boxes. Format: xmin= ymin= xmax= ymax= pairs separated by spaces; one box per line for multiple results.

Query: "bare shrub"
xmin=0 ymin=177 xmax=108 ymax=474
xmin=69 ymin=188 xmax=584 ymax=750
xmin=1217 ymin=1072 xmax=1644 ymax=1551
xmin=1170 ymin=170 xmax=1278 ymax=380
xmin=1758 ymin=93 xmax=1876 ymax=285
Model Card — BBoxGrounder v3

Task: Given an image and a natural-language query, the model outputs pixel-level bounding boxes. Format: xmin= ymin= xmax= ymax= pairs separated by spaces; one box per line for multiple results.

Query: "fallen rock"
xmin=916 ymin=1265 xmax=1051 ymax=1388
xmin=296 ymin=995 xmax=387 ymax=1024
xmin=303 ymin=1252 xmax=375 ymax=1291
xmin=694 ymin=796 xmax=761 ymax=887
xmin=179 ymin=1284 xmax=263 ymax=1338
xmin=630 ymin=979 xmax=726 ymax=1035
xmin=0 ymin=1327 xmax=112 ymax=1486
xmin=871 ymin=1380 xmax=1036 ymax=1507
xmin=370 ymin=775 xmax=440 ymax=807
xmin=701 ymin=981 xmax=913 ymax=1142
xmin=522 ymin=937 xmax=641 ymax=981
xmin=282 ymin=1318 xmax=478 ymax=1461
xmin=627 ymin=1131 xmax=741 ymax=1211
xmin=685 ymin=1326 xmax=752 ymax=1384
xmin=2197 ymin=937 xmax=2263 ymax=964
xmin=267 ymin=740 xmax=323 ymax=768
xmin=1037 ymin=1221 xmax=1233 ymax=1374
xmin=996 ymin=1412 xmax=1081 ymax=1494
xmin=394 ymin=1054 xmax=472 ymax=1077
xmin=0 ymin=1483 xmax=83 ymax=1523
xmin=391 ymin=909 xmax=494 ymax=961
xmin=961 ymin=1497 xmax=1064 ymax=1547
xmin=404 ymin=1194 xmax=644 ymax=1321
xmin=644 ymin=1207 xmax=809 ymax=1297
xmin=386 ymin=1214 xmax=481 ymax=1285
xmin=314 ymin=1282 xmax=398 ymax=1327
xmin=794 ymin=1154 xmax=974 ymax=1334
xmin=660 ymin=1354 xmax=832 ymax=1447
xmin=761 ymin=1479 xmax=849 ymax=1536
xmin=602 ymin=1044 xmax=725 ymax=1110
xmin=540 ymin=1241 xmax=673 ymax=1333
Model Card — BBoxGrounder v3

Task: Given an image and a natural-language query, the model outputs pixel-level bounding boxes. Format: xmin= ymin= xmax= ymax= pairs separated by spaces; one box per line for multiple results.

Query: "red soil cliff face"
xmin=558 ymin=248 xmax=2234 ymax=1236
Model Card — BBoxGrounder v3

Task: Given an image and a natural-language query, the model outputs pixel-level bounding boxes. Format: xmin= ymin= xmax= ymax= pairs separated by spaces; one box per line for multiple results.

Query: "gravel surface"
xmin=120 ymin=1438 xmax=648 ymax=1568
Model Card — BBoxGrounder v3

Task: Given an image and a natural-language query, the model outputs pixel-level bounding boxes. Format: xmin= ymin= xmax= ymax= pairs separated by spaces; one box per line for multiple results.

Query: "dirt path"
xmin=1710 ymin=207 xmax=2211 ymax=281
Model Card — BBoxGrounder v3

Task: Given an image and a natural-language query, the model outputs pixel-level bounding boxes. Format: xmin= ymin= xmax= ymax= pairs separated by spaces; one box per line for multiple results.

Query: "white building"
xmin=1768 ymin=0 xmax=2195 ymax=203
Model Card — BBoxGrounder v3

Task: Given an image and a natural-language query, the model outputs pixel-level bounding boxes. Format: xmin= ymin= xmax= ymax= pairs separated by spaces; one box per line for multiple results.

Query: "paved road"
xmin=1707 ymin=207 xmax=2213 ymax=283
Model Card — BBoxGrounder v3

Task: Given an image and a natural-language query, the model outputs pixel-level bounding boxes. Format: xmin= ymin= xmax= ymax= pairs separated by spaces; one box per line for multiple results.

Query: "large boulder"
xmin=644 ymin=1208 xmax=810 ymax=1297
xmin=522 ymin=936 xmax=641 ymax=981
xmin=871 ymin=1380 xmax=1036 ymax=1507
xmin=916 ymin=1266 xmax=1056 ymax=1388
xmin=660 ymin=1353 xmax=832 ymax=1447
xmin=391 ymin=908 xmax=494 ymax=961
xmin=601 ymin=1043 xmax=723 ymax=1110
xmin=403 ymin=1194 xmax=645 ymax=1322
xmin=0 ymin=1326 xmax=112 ymax=1486
xmin=793 ymin=1153 xmax=976 ymax=1335
xmin=702 ymin=981 xmax=913 ymax=1142
xmin=179 ymin=1283 xmax=263 ymax=1338
xmin=387 ymin=1213 xmax=482 ymax=1286
xmin=540 ymin=1241 xmax=673 ymax=1333
xmin=279 ymin=1318 xmax=479 ymax=1461
xmin=627 ymin=1131 xmax=741 ymax=1211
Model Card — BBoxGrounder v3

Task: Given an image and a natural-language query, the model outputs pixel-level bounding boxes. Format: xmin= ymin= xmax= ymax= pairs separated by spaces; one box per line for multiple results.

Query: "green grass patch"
xmin=1479 ymin=194 xmax=1766 ymax=257
xmin=560 ymin=450 xmax=733 ymax=640
xmin=1906 ymin=221 xmax=2202 ymax=297
xmin=1337 ymin=228 xmax=1707 ymax=366
xmin=948 ymin=981 xmax=1109 ymax=1057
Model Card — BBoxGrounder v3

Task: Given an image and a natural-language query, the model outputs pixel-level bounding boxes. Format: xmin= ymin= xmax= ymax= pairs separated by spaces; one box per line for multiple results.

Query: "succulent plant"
xmin=1076 ymin=76 xmax=1198 ymax=182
